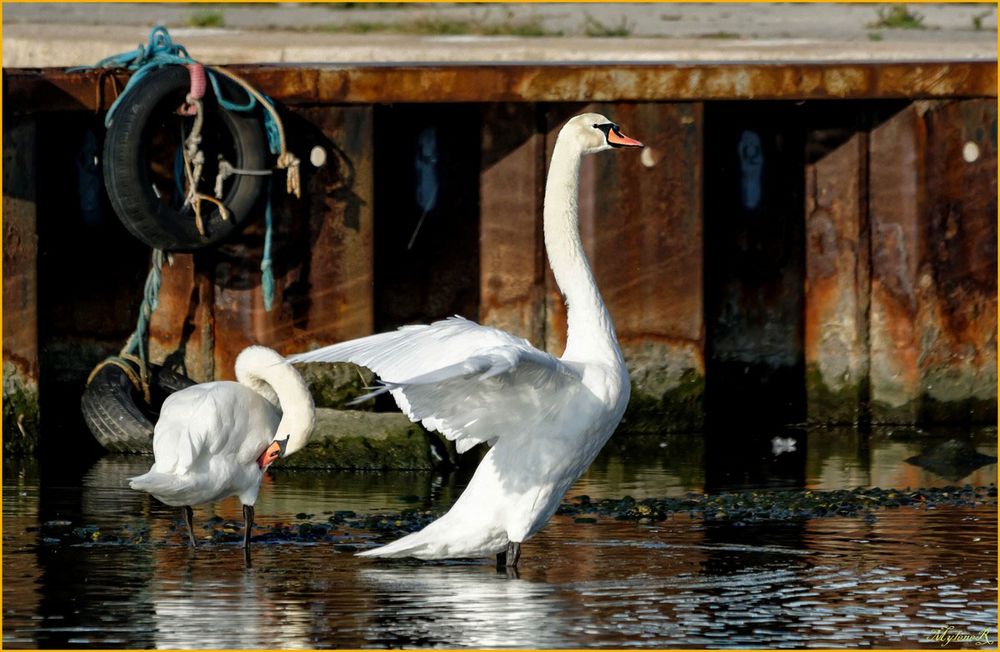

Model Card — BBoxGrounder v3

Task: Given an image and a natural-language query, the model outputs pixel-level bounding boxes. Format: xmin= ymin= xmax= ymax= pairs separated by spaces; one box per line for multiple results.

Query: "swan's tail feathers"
xmin=129 ymin=471 xmax=196 ymax=502
xmin=355 ymin=529 xmax=436 ymax=559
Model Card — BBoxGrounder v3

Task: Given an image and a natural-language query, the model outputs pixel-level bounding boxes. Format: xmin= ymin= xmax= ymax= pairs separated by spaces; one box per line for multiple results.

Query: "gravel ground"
xmin=3 ymin=2 xmax=996 ymax=66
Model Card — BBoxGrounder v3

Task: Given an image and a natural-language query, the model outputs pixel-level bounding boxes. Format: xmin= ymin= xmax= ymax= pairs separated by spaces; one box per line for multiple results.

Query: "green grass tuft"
xmin=319 ymin=15 xmax=559 ymax=37
xmin=697 ymin=31 xmax=742 ymax=40
xmin=582 ymin=14 xmax=634 ymax=37
xmin=972 ymin=10 xmax=992 ymax=31
xmin=869 ymin=4 xmax=926 ymax=29
xmin=189 ymin=9 xmax=225 ymax=28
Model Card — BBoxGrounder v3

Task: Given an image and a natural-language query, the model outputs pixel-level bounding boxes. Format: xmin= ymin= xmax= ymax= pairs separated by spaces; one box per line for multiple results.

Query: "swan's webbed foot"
xmin=183 ymin=506 xmax=197 ymax=548
xmin=243 ymin=504 xmax=255 ymax=549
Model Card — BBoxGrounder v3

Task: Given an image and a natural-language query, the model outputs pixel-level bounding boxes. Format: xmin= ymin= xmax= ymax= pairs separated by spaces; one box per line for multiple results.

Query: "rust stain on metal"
xmin=285 ymin=105 xmax=375 ymax=353
xmin=6 ymin=61 xmax=995 ymax=113
xmin=869 ymin=104 xmax=923 ymax=421
xmin=2 ymin=116 xmax=40 ymax=384
xmin=805 ymin=132 xmax=869 ymax=423
xmin=868 ymin=98 xmax=997 ymax=422
xmin=918 ymin=98 xmax=997 ymax=420
xmin=479 ymin=103 xmax=547 ymax=348
xmin=148 ymin=254 xmax=215 ymax=382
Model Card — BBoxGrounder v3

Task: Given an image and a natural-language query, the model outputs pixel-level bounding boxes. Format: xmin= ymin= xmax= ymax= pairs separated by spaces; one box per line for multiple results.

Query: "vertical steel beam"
xmin=869 ymin=105 xmax=924 ymax=423
xmin=479 ymin=103 xmax=546 ymax=347
xmin=805 ymin=133 xmax=870 ymax=424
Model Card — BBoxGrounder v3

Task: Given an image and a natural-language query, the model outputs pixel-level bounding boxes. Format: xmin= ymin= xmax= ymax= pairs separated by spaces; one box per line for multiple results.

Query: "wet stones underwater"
xmin=30 ymin=484 xmax=999 ymax=548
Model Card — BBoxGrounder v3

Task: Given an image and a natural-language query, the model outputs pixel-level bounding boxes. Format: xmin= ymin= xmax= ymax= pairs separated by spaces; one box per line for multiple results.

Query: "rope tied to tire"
xmin=77 ymin=25 xmax=295 ymax=310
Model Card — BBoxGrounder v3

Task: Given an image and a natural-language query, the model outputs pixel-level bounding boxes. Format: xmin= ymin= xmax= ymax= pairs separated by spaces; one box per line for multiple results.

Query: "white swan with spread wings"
xmin=290 ymin=113 xmax=643 ymax=567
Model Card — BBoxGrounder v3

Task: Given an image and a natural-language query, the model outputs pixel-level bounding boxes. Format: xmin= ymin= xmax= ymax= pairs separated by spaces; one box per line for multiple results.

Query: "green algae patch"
xmin=3 ymin=361 xmax=39 ymax=456
xmin=806 ymin=364 xmax=867 ymax=425
xmin=296 ymin=362 xmax=376 ymax=409
xmin=620 ymin=368 xmax=704 ymax=434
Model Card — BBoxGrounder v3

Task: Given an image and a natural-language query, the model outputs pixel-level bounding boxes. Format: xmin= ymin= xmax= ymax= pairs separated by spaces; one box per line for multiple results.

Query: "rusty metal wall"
xmin=479 ymin=103 xmax=547 ymax=348
xmin=869 ymin=100 xmax=998 ymax=424
xmin=6 ymin=61 xmax=995 ymax=111
xmin=2 ymin=64 xmax=996 ymax=453
xmin=805 ymin=133 xmax=870 ymax=424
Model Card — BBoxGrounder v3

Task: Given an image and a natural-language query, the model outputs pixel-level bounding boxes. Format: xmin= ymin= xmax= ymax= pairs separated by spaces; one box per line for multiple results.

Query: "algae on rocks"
xmin=295 ymin=362 xmax=377 ymax=409
xmin=3 ymin=361 xmax=39 ymax=455
xmin=279 ymin=408 xmax=452 ymax=470
xmin=620 ymin=367 xmax=705 ymax=434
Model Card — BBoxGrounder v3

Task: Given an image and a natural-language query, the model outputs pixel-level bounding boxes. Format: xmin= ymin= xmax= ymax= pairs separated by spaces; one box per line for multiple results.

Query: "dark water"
xmin=4 ymin=426 xmax=997 ymax=648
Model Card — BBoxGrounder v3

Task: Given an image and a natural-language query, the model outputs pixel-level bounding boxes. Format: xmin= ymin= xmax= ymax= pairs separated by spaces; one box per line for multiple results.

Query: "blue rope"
xmin=207 ymin=71 xmax=257 ymax=112
xmin=121 ymin=249 xmax=166 ymax=368
xmin=205 ymin=73 xmax=280 ymax=154
xmin=261 ymin=179 xmax=275 ymax=311
xmin=259 ymin=95 xmax=282 ymax=155
xmin=172 ymin=149 xmax=185 ymax=209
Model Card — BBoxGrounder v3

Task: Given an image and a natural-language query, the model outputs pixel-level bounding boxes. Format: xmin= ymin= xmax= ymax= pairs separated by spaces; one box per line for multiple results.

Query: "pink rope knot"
xmin=177 ymin=63 xmax=206 ymax=116
xmin=187 ymin=63 xmax=206 ymax=100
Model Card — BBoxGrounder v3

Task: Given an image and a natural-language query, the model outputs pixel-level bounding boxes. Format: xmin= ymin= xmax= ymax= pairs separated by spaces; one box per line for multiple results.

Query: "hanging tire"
xmin=103 ymin=65 xmax=268 ymax=251
xmin=81 ymin=360 xmax=195 ymax=453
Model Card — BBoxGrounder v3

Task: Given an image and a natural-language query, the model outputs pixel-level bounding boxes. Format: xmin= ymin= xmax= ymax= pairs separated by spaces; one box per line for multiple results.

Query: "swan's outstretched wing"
xmin=289 ymin=317 xmax=584 ymax=452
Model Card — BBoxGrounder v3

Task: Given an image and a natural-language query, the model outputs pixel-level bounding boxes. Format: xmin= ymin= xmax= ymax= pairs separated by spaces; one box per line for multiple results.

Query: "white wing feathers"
xmin=288 ymin=316 xmax=582 ymax=452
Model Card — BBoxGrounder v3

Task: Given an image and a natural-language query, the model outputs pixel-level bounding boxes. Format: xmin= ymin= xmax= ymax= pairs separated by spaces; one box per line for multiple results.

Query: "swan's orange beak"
xmin=607 ymin=126 xmax=643 ymax=148
xmin=257 ymin=440 xmax=283 ymax=469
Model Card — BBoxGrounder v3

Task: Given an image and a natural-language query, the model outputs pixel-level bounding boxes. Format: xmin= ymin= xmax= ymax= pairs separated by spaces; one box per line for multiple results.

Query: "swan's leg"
xmin=243 ymin=504 xmax=255 ymax=549
xmin=183 ymin=506 xmax=197 ymax=548
xmin=496 ymin=550 xmax=507 ymax=568
xmin=505 ymin=541 xmax=521 ymax=568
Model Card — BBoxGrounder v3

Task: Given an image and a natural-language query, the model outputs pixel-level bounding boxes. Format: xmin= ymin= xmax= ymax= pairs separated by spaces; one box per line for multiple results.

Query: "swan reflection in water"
xmin=359 ymin=563 xmax=574 ymax=648
xmin=149 ymin=546 xmax=314 ymax=649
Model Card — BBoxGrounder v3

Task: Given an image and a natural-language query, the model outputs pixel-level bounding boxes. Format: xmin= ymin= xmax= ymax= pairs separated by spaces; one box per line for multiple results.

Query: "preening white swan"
xmin=130 ymin=345 xmax=315 ymax=549
xmin=289 ymin=113 xmax=643 ymax=567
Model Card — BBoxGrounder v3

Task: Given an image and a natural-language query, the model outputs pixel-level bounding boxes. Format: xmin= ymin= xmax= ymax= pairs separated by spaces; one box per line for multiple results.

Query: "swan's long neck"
xmin=235 ymin=347 xmax=315 ymax=456
xmin=544 ymin=137 xmax=621 ymax=363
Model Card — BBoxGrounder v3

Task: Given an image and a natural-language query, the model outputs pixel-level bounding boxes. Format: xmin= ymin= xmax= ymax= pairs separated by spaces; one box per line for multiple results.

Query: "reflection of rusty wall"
xmin=868 ymin=100 xmax=997 ymax=424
